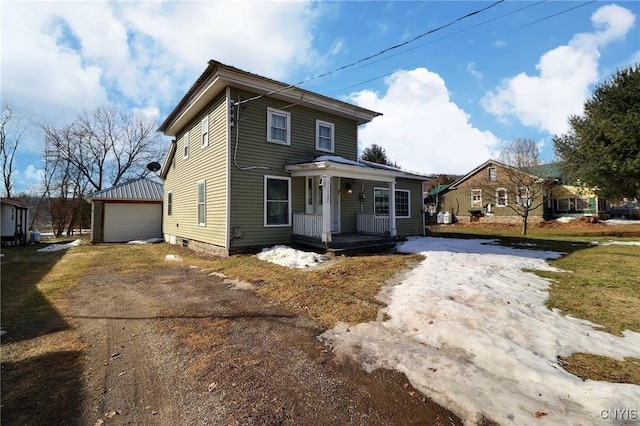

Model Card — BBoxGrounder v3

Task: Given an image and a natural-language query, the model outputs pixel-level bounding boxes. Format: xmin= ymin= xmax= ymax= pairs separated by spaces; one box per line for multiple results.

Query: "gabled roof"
xmin=0 ymin=197 xmax=29 ymax=208
xmin=84 ymin=177 xmax=163 ymax=201
xmin=285 ymin=156 xmax=432 ymax=182
xmin=449 ymin=159 xmax=557 ymax=189
xmin=158 ymin=60 xmax=382 ymax=136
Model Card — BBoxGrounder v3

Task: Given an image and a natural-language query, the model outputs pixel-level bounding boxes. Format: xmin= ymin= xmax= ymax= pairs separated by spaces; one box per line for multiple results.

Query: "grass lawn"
xmin=428 ymin=221 xmax=640 ymax=385
xmin=2 ymin=221 xmax=639 ymax=387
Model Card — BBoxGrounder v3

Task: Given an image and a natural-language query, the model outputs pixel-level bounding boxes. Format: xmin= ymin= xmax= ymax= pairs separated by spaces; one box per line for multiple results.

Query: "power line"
xmin=332 ymin=0 xmax=599 ymax=94
xmin=235 ymin=0 xmax=505 ymax=106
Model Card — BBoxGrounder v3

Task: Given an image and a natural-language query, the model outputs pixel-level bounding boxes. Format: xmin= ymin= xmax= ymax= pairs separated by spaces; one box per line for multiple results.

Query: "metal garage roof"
xmin=85 ymin=177 xmax=163 ymax=201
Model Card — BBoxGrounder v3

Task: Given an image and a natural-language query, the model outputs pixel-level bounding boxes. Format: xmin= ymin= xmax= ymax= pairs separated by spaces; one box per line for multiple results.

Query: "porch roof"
xmin=285 ymin=156 xmax=432 ymax=182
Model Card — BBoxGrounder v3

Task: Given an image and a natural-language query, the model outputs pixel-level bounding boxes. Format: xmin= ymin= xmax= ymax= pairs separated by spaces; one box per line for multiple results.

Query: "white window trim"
xmin=167 ymin=191 xmax=173 ymax=217
xmin=373 ymin=187 xmax=410 ymax=218
xmin=395 ymin=189 xmax=411 ymax=219
xmin=315 ymin=120 xmax=335 ymax=153
xmin=496 ymin=187 xmax=508 ymax=207
xmin=183 ymin=130 xmax=190 ymax=159
xmin=264 ymin=175 xmax=291 ymax=227
xmin=197 ymin=180 xmax=206 ymax=226
xmin=267 ymin=107 xmax=291 ymax=145
xmin=201 ymin=115 xmax=209 ymax=148
xmin=471 ymin=188 xmax=482 ymax=208
xmin=516 ymin=186 xmax=531 ymax=207
xmin=488 ymin=167 xmax=496 ymax=182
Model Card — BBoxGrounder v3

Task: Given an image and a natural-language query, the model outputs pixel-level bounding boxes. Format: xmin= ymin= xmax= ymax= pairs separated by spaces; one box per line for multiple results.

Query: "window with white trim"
xmin=201 ymin=116 xmax=209 ymax=148
xmin=267 ymin=108 xmax=291 ymax=145
xmin=197 ymin=181 xmax=206 ymax=226
xmin=167 ymin=191 xmax=173 ymax=216
xmin=488 ymin=167 xmax=496 ymax=182
xmin=316 ymin=120 xmax=334 ymax=153
xmin=374 ymin=187 xmax=411 ymax=217
xmin=496 ymin=188 xmax=507 ymax=207
xmin=264 ymin=176 xmax=291 ymax=226
xmin=183 ymin=130 xmax=190 ymax=158
xmin=471 ymin=189 xmax=482 ymax=208
xmin=516 ymin=186 xmax=530 ymax=207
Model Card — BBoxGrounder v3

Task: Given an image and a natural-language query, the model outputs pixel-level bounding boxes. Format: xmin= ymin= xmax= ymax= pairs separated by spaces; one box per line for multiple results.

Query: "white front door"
xmin=306 ymin=176 xmax=340 ymax=233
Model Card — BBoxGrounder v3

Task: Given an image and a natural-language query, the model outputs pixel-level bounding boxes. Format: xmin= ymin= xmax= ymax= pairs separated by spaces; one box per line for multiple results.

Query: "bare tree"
xmin=491 ymin=138 xmax=551 ymax=235
xmin=43 ymin=105 xmax=164 ymax=193
xmin=0 ymin=104 xmax=28 ymax=198
xmin=42 ymin=105 xmax=164 ymax=236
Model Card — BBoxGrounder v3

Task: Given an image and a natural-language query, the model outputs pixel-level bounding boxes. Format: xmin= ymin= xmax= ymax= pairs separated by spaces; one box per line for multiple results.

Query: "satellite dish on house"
xmin=147 ymin=162 xmax=161 ymax=172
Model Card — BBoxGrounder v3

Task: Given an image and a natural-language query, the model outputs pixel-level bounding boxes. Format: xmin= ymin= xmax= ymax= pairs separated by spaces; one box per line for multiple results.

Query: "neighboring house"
xmin=424 ymin=184 xmax=451 ymax=223
xmin=1 ymin=198 xmax=29 ymax=245
xmin=438 ymin=160 xmax=608 ymax=224
xmin=158 ymin=60 xmax=430 ymax=255
xmin=85 ymin=177 xmax=164 ymax=243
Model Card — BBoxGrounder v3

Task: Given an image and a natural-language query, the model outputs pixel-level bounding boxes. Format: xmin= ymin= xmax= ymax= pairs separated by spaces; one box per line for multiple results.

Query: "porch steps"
xmin=291 ymin=233 xmax=403 ymax=254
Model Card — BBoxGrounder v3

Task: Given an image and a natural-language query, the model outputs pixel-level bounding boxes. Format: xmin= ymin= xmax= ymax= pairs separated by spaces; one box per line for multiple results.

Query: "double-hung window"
xmin=264 ymin=176 xmax=291 ymax=226
xmin=316 ymin=120 xmax=334 ymax=153
xmin=197 ymin=181 xmax=206 ymax=226
xmin=267 ymin=108 xmax=291 ymax=145
xmin=516 ymin=186 xmax=530 ymax=207
xmin=488 ymin=167 xmax=496 ymax=182
xmin=496 ymin=188 xmax=507 ymax=207
xmin=471 ymin=189 xmax=482 ymax=208
xmin=201 ymin=116 xmax=209 ymax=148
xmin=183 ymin=130 xmax=190 ymax=158
xmin=167 ymin=191 xmax=173 ymax=216
xmin=374 ymin=187 xmax=410 ymax=218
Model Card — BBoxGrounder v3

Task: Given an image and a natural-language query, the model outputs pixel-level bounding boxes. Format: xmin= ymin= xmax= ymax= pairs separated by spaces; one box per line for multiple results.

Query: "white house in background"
xmin=1 ymin=198 xmax=30 ymax=245
xmin=84 ymin=177 xmax=164 ymax=243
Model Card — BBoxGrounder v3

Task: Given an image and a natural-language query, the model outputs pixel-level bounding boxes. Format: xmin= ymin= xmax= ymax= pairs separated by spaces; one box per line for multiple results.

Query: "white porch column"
xmin=321 ymin=175 xmax=332 ymax=243
xmin=388 ymin=180 xmax=397 ymax=237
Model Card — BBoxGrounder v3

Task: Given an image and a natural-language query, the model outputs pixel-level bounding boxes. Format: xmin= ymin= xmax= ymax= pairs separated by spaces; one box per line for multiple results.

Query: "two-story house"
xmin=159 ymin=60 xmax=429 ymax=255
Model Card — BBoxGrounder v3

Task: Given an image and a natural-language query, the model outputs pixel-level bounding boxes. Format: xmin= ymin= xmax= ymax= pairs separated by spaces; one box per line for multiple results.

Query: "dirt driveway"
xmin=32 ymin=258 xmax=464 ymax=425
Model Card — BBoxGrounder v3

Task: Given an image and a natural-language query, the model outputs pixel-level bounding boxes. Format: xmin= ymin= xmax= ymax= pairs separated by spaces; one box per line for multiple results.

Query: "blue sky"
xmin=2 ymin=0 xmax=638 ymax=194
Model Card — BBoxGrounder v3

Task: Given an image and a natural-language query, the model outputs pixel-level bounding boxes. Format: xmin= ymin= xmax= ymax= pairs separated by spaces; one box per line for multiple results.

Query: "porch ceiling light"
xmin=345 ymin=182 xmax=353 ymax=194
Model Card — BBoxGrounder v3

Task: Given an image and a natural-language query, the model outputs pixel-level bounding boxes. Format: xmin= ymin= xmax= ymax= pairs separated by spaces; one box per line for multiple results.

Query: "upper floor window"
xmin=488 ymin=167 xmax=496 ymax=182
xmin=183 ymin=130 xmax=190 ymax=158
xmin=201 ymin=116 xmax=209 ymax=148
xmin=267 ymin=108 xmax=291 ymax=145
xmin=316 ymin=120 xmax=335 ymax=153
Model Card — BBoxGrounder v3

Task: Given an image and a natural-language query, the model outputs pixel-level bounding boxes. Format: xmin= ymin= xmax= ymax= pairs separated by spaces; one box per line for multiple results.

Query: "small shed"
xmin=85 ymin=178 xmax=163 ymax=243
xmin=1 ymin=198 xmax=30 ymax=245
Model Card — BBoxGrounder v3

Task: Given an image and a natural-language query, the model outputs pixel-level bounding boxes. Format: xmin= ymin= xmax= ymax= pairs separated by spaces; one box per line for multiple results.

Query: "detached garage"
xmin=85 ymin=177 xmax=163 ymax=243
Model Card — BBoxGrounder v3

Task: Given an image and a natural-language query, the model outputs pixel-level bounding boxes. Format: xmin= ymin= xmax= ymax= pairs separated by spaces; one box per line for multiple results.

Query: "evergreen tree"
xmin=360 ymin=144 xmax=397 ymax=167
xmin=554 ymin=65 xmax=640 ymax=200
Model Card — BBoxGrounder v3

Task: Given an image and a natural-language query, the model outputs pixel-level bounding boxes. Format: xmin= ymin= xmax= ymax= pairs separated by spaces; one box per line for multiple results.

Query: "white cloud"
xmin=482 ymin=4 xmax=636 ymax=136
xmin=1 ymin=1 xmax=319 ymax=123
xmin=349 ymin=68 xmax=500 ymax=175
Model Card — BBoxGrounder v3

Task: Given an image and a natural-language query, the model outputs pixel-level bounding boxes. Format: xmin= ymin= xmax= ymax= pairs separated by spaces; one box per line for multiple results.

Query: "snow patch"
xmin=256 ymin=245 xmax=328 ymax=269
xmin=127 ymin=238 xmax=164 ymax=244
xmin=321 ymin=237 xmax=640 ymax=425
xmin=604 ymin=219 xmax=640 ymax=226
xmin=37 ymin=239 xmax=83 ymax=253
xmin=556 ymin=216 xmax=577 ymax=223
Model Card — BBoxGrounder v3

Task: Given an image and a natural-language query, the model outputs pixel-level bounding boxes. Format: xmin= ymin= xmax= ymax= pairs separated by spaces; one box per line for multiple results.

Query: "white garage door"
xmin=104 ymin=203 xmax=162 ymax=242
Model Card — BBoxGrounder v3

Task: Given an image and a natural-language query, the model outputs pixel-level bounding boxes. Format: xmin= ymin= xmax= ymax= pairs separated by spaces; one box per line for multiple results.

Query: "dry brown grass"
xmin=559 ymin=354 xmax=640 ymax=385
xmin=203 ymin=253 xmax=424 ymax=328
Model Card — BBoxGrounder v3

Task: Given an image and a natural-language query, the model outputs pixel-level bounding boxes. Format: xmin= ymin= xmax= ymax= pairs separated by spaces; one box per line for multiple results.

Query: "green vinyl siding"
xmin=163 ymin=92 xmax=228 ymax=247
xmin=228 ymin=88 xmax=360 ymax=249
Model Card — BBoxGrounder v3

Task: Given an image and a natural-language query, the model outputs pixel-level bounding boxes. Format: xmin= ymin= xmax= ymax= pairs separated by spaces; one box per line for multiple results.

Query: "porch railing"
xmin=293 ymin=213 xmax=323 ymax=239
xmin=357 ymin=213 xmax=389 ymax=235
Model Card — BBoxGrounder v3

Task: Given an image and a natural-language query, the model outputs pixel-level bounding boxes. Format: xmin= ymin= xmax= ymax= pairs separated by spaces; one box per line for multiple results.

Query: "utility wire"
xmin=333 ymin=0 xmax=598 ymax=94
xmin=234 ymin=0 xmax=505 ymax=106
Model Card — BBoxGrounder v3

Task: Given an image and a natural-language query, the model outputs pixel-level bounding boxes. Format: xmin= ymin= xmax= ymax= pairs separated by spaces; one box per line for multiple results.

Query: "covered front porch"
xmin=285 ymin=157 xmax=420 ymax=252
